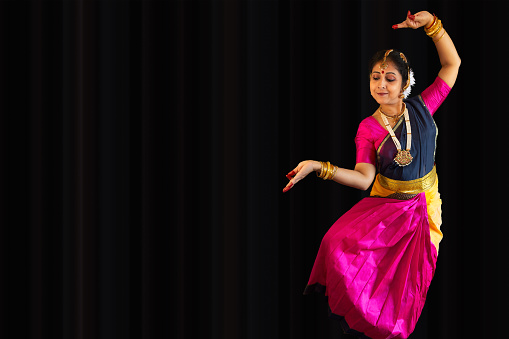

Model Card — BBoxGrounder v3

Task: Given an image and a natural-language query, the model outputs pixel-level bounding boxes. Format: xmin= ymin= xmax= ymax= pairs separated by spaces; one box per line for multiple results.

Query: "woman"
xmin=283 ymin=11 xmax=460 ymax=339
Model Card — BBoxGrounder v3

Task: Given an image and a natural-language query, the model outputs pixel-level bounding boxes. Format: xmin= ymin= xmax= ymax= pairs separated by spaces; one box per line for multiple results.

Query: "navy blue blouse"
xmin=376 ymin=95 xmax=437 ymax=181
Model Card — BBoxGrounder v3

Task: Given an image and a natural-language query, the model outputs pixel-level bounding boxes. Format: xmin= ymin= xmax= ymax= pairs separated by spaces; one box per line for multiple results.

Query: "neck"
xmin=380 ymin=101 xmax=404 ymax=116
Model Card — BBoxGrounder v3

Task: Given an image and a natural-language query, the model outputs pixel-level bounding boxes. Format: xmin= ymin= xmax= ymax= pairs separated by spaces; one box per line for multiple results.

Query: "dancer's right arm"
xmin=283 ymin=161 xmax=376 ymax=193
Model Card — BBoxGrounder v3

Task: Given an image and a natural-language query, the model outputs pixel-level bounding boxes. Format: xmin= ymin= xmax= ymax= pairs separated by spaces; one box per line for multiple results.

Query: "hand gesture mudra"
xmin=392 ymin=11 xmax=434 ymax=30
xmin=282 ymin=160 xmax=319 ymax=193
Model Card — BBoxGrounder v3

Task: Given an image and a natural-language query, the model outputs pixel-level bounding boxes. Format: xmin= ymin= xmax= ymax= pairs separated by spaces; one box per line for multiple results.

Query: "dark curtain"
xmin=1 ymin=0 xmax=506 ymax=338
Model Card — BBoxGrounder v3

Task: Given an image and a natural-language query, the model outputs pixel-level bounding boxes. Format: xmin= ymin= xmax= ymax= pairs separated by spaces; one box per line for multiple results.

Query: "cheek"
xmin=385 ymin=82 xmax=400 ymax=94
xmin=369 ymin=82 xmax=377 ymax=93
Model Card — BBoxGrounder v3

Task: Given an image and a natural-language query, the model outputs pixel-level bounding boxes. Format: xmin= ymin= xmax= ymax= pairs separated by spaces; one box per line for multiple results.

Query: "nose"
xmin=378 ymin=79 xmax=387 ymax=89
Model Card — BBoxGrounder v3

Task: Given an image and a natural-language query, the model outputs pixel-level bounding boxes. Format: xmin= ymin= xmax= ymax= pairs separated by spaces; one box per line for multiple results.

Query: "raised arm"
xmin=393 ymin=11 xmax=461 ymax=88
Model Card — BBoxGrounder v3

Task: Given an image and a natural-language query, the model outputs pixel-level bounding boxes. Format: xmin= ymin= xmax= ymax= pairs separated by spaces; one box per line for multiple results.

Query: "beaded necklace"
xmin=380 ymin=103 xmax=413 ymax=167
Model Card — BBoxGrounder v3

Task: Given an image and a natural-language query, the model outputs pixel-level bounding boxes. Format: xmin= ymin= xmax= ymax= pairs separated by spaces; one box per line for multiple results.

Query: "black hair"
xmin=368 ymin=49 xmax=410 ymax=90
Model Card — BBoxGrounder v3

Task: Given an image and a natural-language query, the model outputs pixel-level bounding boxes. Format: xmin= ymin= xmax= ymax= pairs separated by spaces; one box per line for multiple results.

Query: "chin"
xmin=378 ymin=97 xmax=399 ymax=105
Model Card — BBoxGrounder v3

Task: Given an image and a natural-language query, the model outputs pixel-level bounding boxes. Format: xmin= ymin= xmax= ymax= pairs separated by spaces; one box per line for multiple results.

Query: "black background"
xmin=1 ymin=0 xmax=507 ymax=338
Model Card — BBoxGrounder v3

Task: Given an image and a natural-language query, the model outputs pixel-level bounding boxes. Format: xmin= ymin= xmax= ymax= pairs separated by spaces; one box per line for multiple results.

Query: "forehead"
xmin=371 ymin=61 xmax=401 ymax=75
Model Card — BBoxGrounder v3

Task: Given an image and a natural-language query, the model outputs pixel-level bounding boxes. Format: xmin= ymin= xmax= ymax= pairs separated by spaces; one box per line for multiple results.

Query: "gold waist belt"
xmin=377 ymin=166 xmax=436 ymax=194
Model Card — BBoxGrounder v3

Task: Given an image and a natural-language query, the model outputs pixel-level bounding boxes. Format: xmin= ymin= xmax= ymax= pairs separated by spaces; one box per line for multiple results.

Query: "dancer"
xmin=283 ymin=10 xmax=460 ymax=339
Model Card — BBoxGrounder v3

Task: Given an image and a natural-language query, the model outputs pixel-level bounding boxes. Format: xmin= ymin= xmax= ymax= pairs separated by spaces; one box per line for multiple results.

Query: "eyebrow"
xmin=372 ymin=71 xmax=397 ymax=75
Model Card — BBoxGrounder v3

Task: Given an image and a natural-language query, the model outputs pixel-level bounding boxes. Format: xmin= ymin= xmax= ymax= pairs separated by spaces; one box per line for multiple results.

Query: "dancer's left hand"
xmin=392 ymin=10 xmax=434 ymax=30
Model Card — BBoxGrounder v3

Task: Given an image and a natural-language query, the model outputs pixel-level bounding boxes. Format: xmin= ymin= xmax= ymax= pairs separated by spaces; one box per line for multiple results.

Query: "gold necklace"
xmin=380 ymin=103 xmax=413 ymax=167
xmin=379 ymin=104 xmax=405 ymax=120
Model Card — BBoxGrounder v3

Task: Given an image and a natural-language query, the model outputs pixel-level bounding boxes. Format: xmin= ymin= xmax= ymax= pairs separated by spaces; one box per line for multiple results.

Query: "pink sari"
xmin=304 ymin=184 xmax=437 ymax=338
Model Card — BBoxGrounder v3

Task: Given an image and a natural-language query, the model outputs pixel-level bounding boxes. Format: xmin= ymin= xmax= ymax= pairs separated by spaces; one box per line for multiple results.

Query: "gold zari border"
xmin=378 ymin=166 xmax=436 ymax=194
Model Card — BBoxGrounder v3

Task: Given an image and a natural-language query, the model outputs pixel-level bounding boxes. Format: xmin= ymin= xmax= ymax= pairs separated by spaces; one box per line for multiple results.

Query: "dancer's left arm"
xmin=394 ymin=10 xmax=461 ymax=88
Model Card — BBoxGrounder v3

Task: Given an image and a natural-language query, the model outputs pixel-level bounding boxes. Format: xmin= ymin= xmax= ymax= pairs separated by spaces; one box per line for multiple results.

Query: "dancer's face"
xmin=370 ymin=61 xmax=403 ymax=105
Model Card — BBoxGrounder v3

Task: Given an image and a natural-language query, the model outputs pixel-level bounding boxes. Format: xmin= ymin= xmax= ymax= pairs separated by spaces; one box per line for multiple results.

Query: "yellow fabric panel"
xmin=370 ymin=172 xmax=443 ymax=253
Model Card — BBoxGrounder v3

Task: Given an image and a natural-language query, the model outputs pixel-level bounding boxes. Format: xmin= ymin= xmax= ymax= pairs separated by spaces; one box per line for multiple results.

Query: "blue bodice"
xmin=377 ymin=95 xmax=437 ymax=181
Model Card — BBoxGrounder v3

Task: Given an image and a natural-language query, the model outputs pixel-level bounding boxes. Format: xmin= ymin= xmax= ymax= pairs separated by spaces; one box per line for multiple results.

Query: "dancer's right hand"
xmin=283 ymin=160 xmax=321 ymax=193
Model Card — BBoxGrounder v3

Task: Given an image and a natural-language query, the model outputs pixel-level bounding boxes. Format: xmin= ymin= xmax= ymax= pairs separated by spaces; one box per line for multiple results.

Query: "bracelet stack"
xmin=316 ymin=161 xmax=338 ymax=180
xmin=424 ymin=14 xmax=446 ymax=42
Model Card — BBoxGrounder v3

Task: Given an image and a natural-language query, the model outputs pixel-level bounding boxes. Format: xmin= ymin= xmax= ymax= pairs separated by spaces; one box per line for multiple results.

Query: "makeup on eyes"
xmin=371 ymin=71 xmax=397 ymax=81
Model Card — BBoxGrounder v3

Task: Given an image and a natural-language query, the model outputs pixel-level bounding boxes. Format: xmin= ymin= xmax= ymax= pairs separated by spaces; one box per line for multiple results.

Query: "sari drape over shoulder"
xmin=304 ymin=95 xmax=443 ymax=339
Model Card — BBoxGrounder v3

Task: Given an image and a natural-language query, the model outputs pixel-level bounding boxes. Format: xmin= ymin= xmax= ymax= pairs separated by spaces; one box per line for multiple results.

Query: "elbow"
xmin=352 ymin=165 xmax=376 ymax=191
xmin=356 ymin=181 xmax=372 ymax=191
xmin=360 ymin=183 xmax=371 ymax=191
xmin=448 ymin=55 xmax=461 ymax=69
xmin=454 ymin=56 xmax=461 ymax=69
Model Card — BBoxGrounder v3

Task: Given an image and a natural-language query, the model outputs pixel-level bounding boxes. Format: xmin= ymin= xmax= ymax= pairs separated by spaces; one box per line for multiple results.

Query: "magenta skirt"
xmin=304 ymin=193 xmax=438 ymax=339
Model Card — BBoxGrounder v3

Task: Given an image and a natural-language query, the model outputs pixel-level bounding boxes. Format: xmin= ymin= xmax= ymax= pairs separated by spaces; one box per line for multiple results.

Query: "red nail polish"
xmin=409 ymin=15 xmax=415 ymax=20
xmin=283 ymin=183 xmax=294 ymax=192
xmin=407 ymin=10 xmax=411 ymax=16
xmin=392 ymin=25 xmax=398 ymax=29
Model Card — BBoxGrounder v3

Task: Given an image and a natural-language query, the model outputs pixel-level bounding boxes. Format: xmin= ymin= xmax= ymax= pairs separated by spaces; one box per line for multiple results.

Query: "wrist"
xmin=425 ymin=13 xmax=436 ymax=29
xmin=313 ymin=161 xmax=322 ymax=172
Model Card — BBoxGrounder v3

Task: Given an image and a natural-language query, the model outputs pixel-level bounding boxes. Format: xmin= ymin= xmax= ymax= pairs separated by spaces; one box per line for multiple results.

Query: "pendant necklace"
xmin=380 ymin=103 xmax=413 ymax=167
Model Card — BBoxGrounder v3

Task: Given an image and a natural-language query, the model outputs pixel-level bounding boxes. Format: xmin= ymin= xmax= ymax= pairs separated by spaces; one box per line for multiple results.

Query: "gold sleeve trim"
xmin=377 ymin=166 xmax=437 ymax=194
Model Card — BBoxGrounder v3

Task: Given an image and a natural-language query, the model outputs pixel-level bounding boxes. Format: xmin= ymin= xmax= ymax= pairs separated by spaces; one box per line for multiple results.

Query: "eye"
xmin=372 ymin=76 xmax=380 ymax=81
xmin=387 ymin=78 xmax=396 ymax=82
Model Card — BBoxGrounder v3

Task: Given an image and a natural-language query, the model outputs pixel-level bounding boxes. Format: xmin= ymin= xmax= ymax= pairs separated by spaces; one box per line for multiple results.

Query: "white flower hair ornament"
xmin=402 ymin=68 xmax=415 ymax=99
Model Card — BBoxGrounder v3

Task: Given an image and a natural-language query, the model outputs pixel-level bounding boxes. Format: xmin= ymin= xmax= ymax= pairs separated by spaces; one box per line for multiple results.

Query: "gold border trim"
xmin=418 ymin=94 xmax=439 ymax=161
xmin=378 ymin=166 xmax=437 ymax=194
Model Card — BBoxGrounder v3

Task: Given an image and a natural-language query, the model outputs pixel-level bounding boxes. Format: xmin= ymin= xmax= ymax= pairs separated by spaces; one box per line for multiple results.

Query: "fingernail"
xmin=392 ymin=25 xmax=398 ymax=29
xmin=283 ymin=183 xmax=293 ymax=193
xmin=409 ymin=15 xmax=415 ymax=20
xmin=407 ymin=10 xmax=411 ymax=16
xmin=286 ymin=175 xmax=292 ymax=180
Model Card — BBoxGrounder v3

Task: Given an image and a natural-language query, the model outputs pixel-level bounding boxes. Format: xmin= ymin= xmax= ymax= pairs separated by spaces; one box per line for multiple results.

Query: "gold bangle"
xmin=430 ymin=24 xmax=444 ymax=39
xmin=425 ymin=15 xmax=437 ymax=30
xmin=426 ymin=20 xmax=442 ymax=37
xmin=433 ymin=29 xmax=446 ymax=43
xmin=328 ymin=163 xmax=334 ymax=180
xmin=323 ymin=161 xmax=332 ymax=180
xmin=317 ymin=161 xmax=325 ymax=178
xmin=319 ymin=161 xmax=326 ymax=179
xmin=424 ymin=16 xmax=440 ymax=34
xmin=329 ymin=166 xmax=338 ymax=180
xmin=319 ymin=161 xmax=327 ymax=179
xmin=317 ymin=161 xmax=338 ymax=180
xmin=425 ymin=18 xmax=441 ymax=34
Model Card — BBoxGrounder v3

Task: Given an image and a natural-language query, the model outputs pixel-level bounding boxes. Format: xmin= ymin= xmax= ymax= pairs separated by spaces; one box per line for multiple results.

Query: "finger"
xmin=282 ymin=182 xmax=294 ymax=193
xmin=393 ymin=21 xmax=410 ymax=29
xmin=393 ymin=10 xmax=415 ymax=29
xmin=286 ymin=170 xmax=296 ymax=180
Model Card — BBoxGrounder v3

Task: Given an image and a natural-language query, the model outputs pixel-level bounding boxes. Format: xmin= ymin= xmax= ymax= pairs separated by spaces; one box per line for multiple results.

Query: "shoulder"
xmin=359 ymin=115 xmax=378 ymax=128
xmin=356 ymin=116 xmax=377 ymax=140
xmin=404 ymin=96 xmax=431 ymax=115
xmin=419 ymin=76 xmax=452 ymax=115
